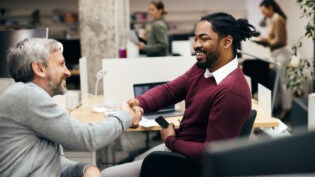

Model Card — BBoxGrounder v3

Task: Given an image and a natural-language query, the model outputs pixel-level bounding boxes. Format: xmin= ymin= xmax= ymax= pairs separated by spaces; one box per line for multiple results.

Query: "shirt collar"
xmin=204 ymin=57 xmax=238 ymax=84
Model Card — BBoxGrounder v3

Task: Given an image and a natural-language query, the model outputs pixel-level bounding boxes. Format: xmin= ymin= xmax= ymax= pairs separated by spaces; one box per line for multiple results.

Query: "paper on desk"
xmin=261 ymin=119 xmax=290 ymax=137
xmin=139 ymin=116 xmax=159 ymax=127
xmin=122 ymin=29 xmax=139 ymax=45
xmin=273 ymin=119 xmax=288 ymax=133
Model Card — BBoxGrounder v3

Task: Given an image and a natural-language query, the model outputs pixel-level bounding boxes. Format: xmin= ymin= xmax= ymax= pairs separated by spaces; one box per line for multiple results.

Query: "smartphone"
xmin=155 ymin=116 xmax=169 ymax=129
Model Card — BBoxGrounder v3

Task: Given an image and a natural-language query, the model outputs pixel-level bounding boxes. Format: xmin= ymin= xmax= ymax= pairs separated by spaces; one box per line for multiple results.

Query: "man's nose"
xmin=64 ymin=67 xmax=71 ymax=78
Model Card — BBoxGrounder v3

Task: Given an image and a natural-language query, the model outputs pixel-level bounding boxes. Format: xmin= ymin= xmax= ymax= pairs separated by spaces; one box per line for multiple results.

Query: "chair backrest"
xmin=239 ymin=109 xmax=257 ymax=138
xmin=0 ymin=78 xmax=15 ymax=95
xmin=139 ymin=151 xmax=200 ymax=177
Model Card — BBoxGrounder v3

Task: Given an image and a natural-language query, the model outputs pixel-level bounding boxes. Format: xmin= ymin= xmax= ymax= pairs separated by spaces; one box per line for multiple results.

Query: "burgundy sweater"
xmin=136 ymin=64 xmax=251 ymax=163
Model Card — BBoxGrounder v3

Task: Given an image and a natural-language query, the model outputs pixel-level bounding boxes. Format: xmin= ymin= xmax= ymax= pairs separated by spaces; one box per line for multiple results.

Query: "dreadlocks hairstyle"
xmin=200 ymin=12 xmax=257 ymax=57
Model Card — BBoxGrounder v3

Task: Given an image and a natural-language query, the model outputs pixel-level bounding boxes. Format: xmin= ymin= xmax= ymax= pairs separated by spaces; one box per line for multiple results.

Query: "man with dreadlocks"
xmin=102 ymin=12 xmax=257 ymax=177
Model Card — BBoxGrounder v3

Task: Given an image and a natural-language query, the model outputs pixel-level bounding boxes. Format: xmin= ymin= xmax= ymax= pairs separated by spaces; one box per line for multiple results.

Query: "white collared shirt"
xmin=204 ymin=57 xmax=238 ymax=84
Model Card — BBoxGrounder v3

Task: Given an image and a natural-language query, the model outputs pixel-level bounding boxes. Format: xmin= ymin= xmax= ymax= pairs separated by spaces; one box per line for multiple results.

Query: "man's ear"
xmin=31 ymin=62 xmax=46 ymax=78
xmin=223 ymin=35 xmax=233 ymax=49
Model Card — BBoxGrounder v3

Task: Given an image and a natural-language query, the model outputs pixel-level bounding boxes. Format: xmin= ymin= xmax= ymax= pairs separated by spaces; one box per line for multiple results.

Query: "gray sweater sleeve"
xmin=11 ymin=84 xmax=132 ymax=152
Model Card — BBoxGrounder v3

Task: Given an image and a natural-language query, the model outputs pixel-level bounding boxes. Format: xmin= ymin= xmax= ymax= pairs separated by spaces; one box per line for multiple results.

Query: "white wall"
xmin=102 ymin=56 xmax=196 ymax=107
xmin=280 ymin=0 xmax=313 ymax=59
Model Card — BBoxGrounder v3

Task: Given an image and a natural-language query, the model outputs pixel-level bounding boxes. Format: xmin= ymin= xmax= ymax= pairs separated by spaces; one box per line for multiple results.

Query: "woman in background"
xmin=257 ymin=0 xmax=291 ymax=120
xmin=138 ymin=0 xmax=168 ymax=57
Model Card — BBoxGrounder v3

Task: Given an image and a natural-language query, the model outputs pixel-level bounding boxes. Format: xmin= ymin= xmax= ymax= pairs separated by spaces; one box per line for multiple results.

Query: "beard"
xmin=196 ymin=50 xmax=220 ymax=69
xmin=48 ymin=79 xmax=67 ymax=96
xmin=47 ymin=71 xmax=67 ymax=96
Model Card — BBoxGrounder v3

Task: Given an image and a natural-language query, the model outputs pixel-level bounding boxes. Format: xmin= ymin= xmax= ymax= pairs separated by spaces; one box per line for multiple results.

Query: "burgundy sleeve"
xmin=137 ymin=65 xmax=196 ymax=113
xmin=165 ymin=91 xmax=251 ymax=163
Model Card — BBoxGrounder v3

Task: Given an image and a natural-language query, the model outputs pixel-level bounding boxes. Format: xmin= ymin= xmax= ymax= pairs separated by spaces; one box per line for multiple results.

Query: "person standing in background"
xmin=138 ymin=0 xmax=169 ymax=57
xmin=256 ymin=0 xmax=291 ymax=121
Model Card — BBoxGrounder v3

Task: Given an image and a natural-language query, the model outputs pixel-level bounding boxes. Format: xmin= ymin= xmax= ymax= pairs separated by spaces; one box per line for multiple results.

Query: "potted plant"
xmin=285 ymin=58 xmax=312 ymax=97
xmin=286 ymin=0 xmax=314 ymax=96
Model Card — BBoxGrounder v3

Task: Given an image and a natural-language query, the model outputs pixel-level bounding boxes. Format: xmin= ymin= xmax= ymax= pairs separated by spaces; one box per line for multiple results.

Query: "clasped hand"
xmin=126 ymin=98 xmax=176 ymax=140
xmin=121 ymin=100 xmax=143 ymax=128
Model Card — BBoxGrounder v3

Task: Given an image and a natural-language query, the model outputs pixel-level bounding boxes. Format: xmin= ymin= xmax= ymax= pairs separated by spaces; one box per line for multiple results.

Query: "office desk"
xmin=67 ymin=96 xmax=279 ymax=165
xmin=70 ymin=96 xmax=279 ymax=130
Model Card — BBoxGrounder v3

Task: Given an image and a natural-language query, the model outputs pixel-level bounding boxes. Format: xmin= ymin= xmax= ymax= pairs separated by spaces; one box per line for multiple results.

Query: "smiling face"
xmin=148 ymin=3 xmax=163 ymax=20
xmin=45 ymin=50 xmax=71 ymax=96
xmin=193 ymin=21 xmax=223 ymax=70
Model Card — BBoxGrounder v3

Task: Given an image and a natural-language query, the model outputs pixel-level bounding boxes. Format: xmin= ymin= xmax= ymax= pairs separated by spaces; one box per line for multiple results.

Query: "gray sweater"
xmin=0 ymin=82 xmax=131 ymax=177
xmin=143 ymin=17 xmax=168 ymax=57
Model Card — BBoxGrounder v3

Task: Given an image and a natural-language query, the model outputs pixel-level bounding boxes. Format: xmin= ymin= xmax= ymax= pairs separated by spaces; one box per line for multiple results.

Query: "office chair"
xmin=139 ymin=151 xmax=200 ymax=177
xmin=139 ymin=110 xmax=257 ymax=177
xmin=239 ymin=109 xmax=257 ymax=137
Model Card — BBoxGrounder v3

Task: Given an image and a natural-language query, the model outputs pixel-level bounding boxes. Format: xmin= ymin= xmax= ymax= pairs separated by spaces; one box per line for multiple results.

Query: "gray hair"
xmin=7 ymin=38 xmax=63 ymax=82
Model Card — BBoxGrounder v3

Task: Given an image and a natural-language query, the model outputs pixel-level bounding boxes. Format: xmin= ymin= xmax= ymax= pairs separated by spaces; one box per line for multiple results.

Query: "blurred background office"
xmin=1 ymin=0 xmax=312 ymax=91
xmin=1 ymin=0 xmax=314 ymax=171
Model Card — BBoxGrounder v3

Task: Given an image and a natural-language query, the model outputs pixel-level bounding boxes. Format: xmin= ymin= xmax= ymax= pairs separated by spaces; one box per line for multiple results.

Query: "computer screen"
xmin=133 ymin=81 xmax=174 ymax=112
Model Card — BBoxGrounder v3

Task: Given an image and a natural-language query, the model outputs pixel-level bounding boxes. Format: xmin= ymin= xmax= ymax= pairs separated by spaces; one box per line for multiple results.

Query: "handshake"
xmin=120 ymin=98 xmax=143 ymax=128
